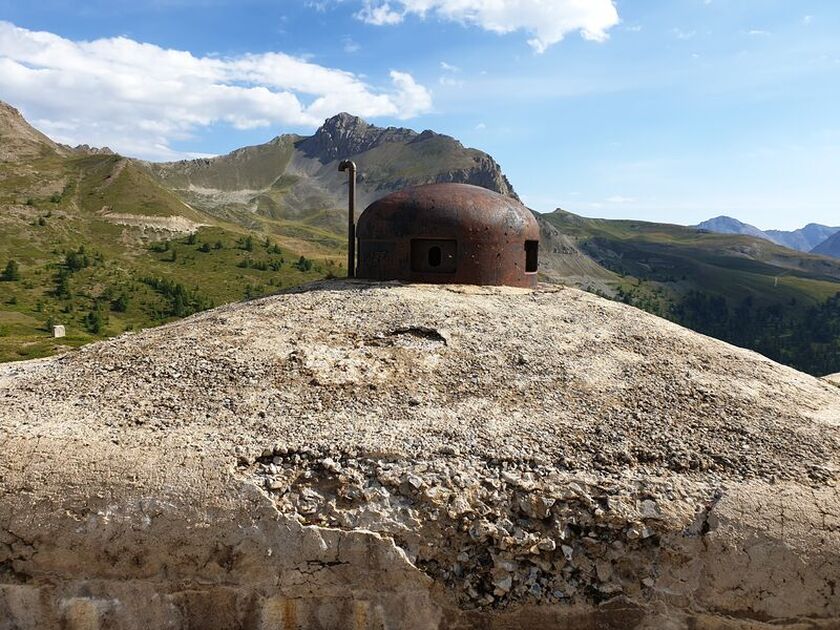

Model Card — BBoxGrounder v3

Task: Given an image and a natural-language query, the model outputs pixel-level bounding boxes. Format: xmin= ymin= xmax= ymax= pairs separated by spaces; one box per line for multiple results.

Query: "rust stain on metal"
xmin=356 ymin=183 xmax=540 ymax=288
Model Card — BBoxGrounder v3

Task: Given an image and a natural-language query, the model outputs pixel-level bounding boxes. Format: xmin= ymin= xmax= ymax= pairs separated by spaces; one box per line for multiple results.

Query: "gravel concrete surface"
xmin=1 ymin=280 xmax=838 ymax=629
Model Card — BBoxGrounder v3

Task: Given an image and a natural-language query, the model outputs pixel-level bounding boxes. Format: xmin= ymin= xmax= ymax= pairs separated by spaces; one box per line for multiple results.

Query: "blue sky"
xmin=0 ymin=0 xmax=838 ymax=230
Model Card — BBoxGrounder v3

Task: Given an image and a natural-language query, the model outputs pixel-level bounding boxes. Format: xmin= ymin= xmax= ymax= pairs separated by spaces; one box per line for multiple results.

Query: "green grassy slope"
xmin=540 ymin=210 xmax=840 ymax=375
xmin=0 ymin=149 xmax=335 ymax=363
xmin=554 ymin=212 xmax=840 ymax=289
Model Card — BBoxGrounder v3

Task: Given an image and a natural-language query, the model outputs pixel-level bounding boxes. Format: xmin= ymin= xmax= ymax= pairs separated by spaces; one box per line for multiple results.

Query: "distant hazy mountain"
xmin=767 ymin=224 xmax=840 ymax=252
xmin=696 ymin=215 xmax=840 ymax=254
xmin=695 ymin=216 xmax=770 ymax=240
xmin=813 ymin=231 xmax=840 ymax=258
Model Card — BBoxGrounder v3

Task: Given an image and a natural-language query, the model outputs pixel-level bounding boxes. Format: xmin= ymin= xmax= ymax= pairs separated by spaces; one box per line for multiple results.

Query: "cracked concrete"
xmin=0 ymin=280 xmax=839 ymax=628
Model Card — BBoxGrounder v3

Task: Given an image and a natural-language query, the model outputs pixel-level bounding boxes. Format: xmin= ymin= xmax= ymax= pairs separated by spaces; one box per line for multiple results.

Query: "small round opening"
xmin=428 ymin=246 xmax=442 ymax=267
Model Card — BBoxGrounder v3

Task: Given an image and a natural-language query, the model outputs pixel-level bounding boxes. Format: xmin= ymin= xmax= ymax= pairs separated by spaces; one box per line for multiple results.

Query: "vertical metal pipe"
xmin=339 ymin=160 xmax=357 ymax=278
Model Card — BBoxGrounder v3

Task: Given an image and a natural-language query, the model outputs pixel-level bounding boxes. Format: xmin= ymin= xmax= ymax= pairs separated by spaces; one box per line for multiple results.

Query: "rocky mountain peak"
xmin=0 ymin=100 xmax=24 ymax=125
xmin=73 ymin=144 xmax=115 ymax=155
xmin=299 ymin=112 xmax=418 ymax=161
xmin=320 ymin=112 xmax=368 ymax=135
xmin=0 ymin=100 xmax=67 ymax=160
xmin=293 ymin=112 xmax=517 ymax=199
xmin=695 ymin=215 xmax=770 ymax=241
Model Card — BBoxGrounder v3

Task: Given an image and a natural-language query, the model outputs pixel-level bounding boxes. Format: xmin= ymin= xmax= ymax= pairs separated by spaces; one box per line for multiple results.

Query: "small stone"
xmin=494 ymin=557 xmax=517 ymax=572
xmin=519 ymin=494 xmax=556 ymax=519
xmin=321 ymin=457 xmax=341 ymax=473
xmin=595 ymin=560 xmax=613 ymax=582
xmin=497 ymin=517 xmax=514 ymax=534
xmin=491 ymin=569 xmax=513 ymax=593
xmin=406 ymin=474 xmax=424 ymax=489
xmin=561 ymin=544 xmax=574 ymax=561
xmin=639 ymin=499 xmax=660 ymax=519
xmin=469 ymin=519 xmax=493 ymax=541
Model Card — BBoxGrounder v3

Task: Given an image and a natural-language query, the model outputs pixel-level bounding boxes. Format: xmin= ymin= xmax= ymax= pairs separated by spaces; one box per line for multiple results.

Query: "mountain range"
xmin=696 ymin=215 xmax=840 ymax=254
xmin=1 ymin=100 xmax=839 ymax=375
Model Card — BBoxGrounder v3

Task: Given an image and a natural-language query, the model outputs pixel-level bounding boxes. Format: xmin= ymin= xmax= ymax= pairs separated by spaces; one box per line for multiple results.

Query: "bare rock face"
xmin=1 ymin=281 xmax=839 ymax=629
xmin=825 ymin=372 xmax=840 ymax=387
xmin=0 ymin=100 xmax=70 ymax=161
xmin=297 ymin=112 xmax=418 ymax=162
xmin=72 ymin=144 xmax=115 ymax=155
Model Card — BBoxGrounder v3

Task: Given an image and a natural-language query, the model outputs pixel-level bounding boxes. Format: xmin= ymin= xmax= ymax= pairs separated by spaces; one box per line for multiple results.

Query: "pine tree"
xmin=1 ymin=260 xmax=20 ymax=281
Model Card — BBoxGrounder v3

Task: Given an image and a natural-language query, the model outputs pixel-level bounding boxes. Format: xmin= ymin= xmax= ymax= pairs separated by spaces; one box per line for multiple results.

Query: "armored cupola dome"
xmin=356 ymin=183 xmax=540 ymax=288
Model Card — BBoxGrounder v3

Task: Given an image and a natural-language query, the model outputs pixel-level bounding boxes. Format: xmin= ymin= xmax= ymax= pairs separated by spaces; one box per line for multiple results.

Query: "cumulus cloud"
xmin=0 ymin=21 xmax=432 ymax=160
xmin=388 ymin=70 xmax=433 ymax=117
xmin=342 ymin=36 xmax=361 ymax=53
xmin=439 ymin=60 xmax=463 ymax=87
xmin=355 ymin=0 xmax=620 ymax=53
xmin=357 ymin=2 xmax=404 ymax=25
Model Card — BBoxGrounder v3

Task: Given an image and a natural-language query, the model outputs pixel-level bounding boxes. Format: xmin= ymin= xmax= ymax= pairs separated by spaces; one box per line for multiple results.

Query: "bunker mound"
xmin=1 ymin=281 xmax=839 ymax=629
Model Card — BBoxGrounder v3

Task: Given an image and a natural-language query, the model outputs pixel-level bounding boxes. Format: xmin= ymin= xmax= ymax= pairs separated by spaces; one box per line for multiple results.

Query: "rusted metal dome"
xmin=356 ymin=183 xmax=540 ymax=288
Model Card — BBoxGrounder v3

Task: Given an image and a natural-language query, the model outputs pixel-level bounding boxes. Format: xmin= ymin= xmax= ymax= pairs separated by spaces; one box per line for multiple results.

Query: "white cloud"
xmin=388 ymin=71 xmax=433 ymax=117
xmin=0 ymin=21 xmax=432 ymax=160
xmin=606 ymin=195 xmax=636 ymax=204
xmin=342 ymin=36 xmax=361 ymax=53
xmin=439 ymin=60 xmax=463 ymax=86
xmin=357 ymin=1 xmax=403 ymax=25
xmin=355 ymin=0 xmax=620 ymax=53
xmin=803 ymin=15 xmax=813 ymax=26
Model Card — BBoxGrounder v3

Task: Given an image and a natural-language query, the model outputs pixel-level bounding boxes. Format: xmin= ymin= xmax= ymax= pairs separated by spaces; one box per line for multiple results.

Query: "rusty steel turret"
xmin=358 ymin=183 xmax=539 ymax=287
xmin=338 ymin=164 xmax=539 ymax=287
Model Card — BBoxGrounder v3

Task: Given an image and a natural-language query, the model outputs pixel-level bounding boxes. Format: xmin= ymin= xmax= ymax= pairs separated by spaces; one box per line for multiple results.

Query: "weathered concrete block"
xmin=1 ymin=282 xmax=839 ymax=629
